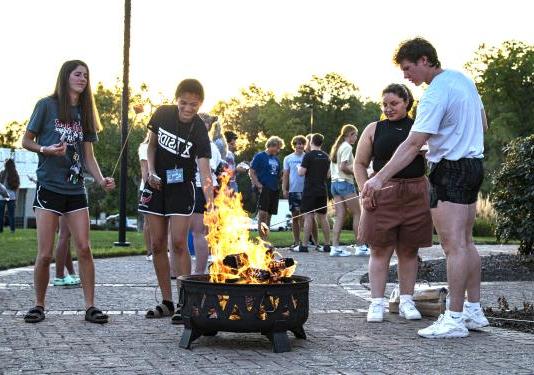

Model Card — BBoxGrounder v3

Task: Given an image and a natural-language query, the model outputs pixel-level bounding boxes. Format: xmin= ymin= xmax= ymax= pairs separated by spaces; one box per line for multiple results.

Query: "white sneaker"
xmin=399 ymin=300 xmax=422 ymax=320
xmin=354 ymin=244 xmax=370 ymax=256
xmin=417 ymin=311 xmax=469 ymax=338
xmin=367 ymin=302 xmax=384 ymax=322
xmin=329 ymin=246 xmax=351 ymax=257
xmin=463 ymin=304 xmax=489 ymax=330
xmin=145 ymin=254 xmax=153 ymax=261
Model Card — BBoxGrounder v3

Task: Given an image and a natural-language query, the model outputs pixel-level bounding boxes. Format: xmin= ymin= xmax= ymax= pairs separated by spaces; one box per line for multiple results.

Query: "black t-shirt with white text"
xmin=301 ymin=150 xmax=330 ymax=196
xmin=147 ymin=105 xmax=211 ymax=184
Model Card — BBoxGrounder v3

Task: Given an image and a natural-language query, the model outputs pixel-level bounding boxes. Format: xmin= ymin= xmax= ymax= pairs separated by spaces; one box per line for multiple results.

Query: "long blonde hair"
xmin=330 ymin=124 xmax=357 ymax=163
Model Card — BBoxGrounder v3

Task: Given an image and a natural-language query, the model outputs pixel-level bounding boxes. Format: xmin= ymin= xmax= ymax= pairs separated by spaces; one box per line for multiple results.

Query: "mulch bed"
xmin=360 ymin=253 xmax=534 ymax=334
xmin=484 ymin=298 xmax=534 ymax=334
xmin=360 ymin=253 xmax=534 ymax=283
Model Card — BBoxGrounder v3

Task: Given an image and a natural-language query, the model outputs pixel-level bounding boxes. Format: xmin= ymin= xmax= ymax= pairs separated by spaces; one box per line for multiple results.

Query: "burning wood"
xmin=205 ymin=174 xmax=297 ymax=284
xmin=218 ymin=253 xmax=296 ymax=284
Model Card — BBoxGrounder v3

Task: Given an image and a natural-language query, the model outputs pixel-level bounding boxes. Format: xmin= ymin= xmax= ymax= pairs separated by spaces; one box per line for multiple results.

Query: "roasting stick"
xmin=261 ymin=185 xmax=394 ymax=235
xmin=111 ymin=113 xmax=139 ymax=178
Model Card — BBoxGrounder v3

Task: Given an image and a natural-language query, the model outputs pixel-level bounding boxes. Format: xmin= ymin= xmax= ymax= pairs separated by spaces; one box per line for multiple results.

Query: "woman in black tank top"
xmin=354 ymin=84 xmax=433 ymax=323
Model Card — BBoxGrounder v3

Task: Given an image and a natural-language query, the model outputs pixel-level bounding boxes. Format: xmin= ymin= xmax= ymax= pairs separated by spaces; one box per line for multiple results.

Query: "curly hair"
xmin=393 ymin=37 xmax=441 ymax=68
xmin=382 ymin=83 xmax=414 ymax=113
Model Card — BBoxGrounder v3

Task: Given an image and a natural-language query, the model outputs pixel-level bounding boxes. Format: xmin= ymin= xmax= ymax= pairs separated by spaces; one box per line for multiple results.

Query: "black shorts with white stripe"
xmin=33 ymin=185 xmax=88 ymax=215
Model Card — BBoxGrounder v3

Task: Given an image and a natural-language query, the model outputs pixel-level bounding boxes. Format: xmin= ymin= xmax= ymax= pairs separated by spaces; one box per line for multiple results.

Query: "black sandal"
xmin=85 ymin=307 xmax=109 ymax=324
xmin=145 ymin=303 xmax=174 ymax=319
xmin=24 ymin=306 xmax=45 ymax=323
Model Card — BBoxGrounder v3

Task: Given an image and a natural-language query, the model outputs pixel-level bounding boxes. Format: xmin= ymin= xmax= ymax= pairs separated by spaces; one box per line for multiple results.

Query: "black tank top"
xmin=372 ymin=117 xmax=425 ymax=178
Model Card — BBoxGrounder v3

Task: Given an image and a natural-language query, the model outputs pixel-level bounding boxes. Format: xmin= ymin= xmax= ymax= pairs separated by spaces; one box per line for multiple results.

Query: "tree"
xmin=491 ymin=135 xmax=534 ymax=255
xmin=465 ymin=41 xmax=534 ymax=192
xmin=292 ymin=73 xmax=380 ymax=156
xmin=0 ymin=121 xmax=26 ymax=149
xmin=89 ymin=82 xmax=155 ymax=220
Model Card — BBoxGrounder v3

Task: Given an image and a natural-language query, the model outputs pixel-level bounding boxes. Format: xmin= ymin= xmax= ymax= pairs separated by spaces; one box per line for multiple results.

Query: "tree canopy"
xmin=466 ymin=40 xmax=534 ymax=191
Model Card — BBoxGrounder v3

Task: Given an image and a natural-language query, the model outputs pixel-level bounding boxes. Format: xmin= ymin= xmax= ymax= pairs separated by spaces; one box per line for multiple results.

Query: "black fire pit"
xmin=178 ymin=274 xmax=310 ymax=353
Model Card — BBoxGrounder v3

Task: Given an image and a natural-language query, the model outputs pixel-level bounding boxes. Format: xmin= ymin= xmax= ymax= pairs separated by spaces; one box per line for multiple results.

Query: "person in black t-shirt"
xmin=296 ymin=133 xmax=331 ymax=253
xmin=139 ymin=79 xmax=213 ymax=323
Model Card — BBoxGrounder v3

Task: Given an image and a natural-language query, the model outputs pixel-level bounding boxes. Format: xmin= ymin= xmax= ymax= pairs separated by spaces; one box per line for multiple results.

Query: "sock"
xmin=371 ymin=298 xmax=384 ymax=305
xmin=465 ymin=301 xmax=481 ymax=310
xmin=399 ymin=294 xmax=413 ymax=305
xmin=162 ymin=300 xmax=174 ymax=311
xmin=448 ymin=310 xmax=463 ymax=319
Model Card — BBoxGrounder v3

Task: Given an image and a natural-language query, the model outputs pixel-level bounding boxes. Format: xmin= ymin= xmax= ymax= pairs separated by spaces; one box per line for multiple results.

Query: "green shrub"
xmin=473 ymin=217 xmax=496 ymax=237
xmin=491 ymin=135 xmax=534 ymax=255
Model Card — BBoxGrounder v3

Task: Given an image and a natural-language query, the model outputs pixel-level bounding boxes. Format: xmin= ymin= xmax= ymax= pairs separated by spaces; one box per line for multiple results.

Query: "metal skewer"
xmin=261 ymin=185 xmax=394 ymax=233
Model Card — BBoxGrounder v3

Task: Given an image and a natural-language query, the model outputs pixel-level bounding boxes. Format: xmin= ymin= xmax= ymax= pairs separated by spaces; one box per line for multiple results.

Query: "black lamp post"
xmin=114 ymin=0 xmax=131 ymax=247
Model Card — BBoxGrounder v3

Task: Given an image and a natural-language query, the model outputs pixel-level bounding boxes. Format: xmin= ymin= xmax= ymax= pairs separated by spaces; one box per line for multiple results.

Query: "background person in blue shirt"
xmin=249 ymin=136 xmax=285 ymax=241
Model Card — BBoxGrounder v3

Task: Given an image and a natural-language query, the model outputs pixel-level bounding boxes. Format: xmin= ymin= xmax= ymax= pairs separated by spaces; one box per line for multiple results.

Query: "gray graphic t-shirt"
xmin=27 ymin=97 xmax=98 ymax=195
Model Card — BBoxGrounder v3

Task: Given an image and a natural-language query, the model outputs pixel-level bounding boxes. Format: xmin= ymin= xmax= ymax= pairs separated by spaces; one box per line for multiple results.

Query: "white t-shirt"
xmin=330 ymin=141 xmax=355 ymax=182
xmin=411 ymin=70 xmax=485 ymax=163
xmin=195 ymin=142 xmax=221 ymax=187
xmin=138 ymin=143 xmax=148 ymax=191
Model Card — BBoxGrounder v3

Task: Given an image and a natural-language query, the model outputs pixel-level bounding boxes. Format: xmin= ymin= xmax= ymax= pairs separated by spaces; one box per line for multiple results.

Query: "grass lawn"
xmin=0 ymin=229 xmax=510 ymax=270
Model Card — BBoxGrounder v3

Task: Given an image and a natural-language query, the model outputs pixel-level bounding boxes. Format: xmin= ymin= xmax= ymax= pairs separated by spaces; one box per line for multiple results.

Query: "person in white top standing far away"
xmin=362 ymin=37 xmax=489 ymax=339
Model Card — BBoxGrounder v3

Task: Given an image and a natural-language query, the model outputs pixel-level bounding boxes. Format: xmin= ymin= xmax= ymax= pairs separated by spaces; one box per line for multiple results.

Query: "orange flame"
xmin=205 ymin=173 xmax=296 ymax=283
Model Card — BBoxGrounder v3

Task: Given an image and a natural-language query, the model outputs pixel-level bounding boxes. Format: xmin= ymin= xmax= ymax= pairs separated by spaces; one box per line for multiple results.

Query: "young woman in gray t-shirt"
xmin=21 ymin=60 xmax=115 ymax=324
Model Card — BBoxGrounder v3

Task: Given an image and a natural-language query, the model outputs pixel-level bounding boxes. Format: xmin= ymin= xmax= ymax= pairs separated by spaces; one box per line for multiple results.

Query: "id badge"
xmin=166 ymin=168 xmax=184 ymax=184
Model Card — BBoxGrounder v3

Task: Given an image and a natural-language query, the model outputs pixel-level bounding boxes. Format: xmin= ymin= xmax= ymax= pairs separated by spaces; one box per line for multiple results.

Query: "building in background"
xmin=0 ymin=148 xmax=38 ymax=228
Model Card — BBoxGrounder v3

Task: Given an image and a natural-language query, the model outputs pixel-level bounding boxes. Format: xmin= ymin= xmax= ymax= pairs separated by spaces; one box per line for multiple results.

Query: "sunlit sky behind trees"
xmin=0 ymin=0 xmax=532 ymax=130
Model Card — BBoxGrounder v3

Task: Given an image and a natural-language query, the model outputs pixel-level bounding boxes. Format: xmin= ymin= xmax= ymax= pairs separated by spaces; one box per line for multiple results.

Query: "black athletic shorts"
xmin=33 ymin=185 xmax=88 ymax=215
xmin=138 ymin=181 xmax=195 ymax=216
xmin=193 ymin=186 xmax=207 ymax=214
xmin=258 ymin=188 xmax=279 ymax=215
xmin=301 ymin=194 xmax=327 ymax=215
xmin=428 ymin=158 xmax=484 ymax=208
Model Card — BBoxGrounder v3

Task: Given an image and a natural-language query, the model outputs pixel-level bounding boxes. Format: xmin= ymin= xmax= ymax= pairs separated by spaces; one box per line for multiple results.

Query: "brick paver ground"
xmin=1 ymin=244 xmax=532 ymax=374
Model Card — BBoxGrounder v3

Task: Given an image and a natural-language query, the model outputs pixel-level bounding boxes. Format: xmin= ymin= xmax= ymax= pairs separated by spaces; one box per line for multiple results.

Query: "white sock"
xmin=371 ymin=298 xmax=384 ymax=305
xmin=465 ymin=301 xmax=481 ymax=310
xmin=448 ymin=310 xmax=463 ymax=319
xmin=399 ymin=294 xmax=413 ymax=305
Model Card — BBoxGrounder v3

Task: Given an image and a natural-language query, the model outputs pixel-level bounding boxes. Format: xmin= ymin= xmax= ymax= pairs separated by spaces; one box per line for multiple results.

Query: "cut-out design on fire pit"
xmin=178 ymin=274 xmax=310 ymax=353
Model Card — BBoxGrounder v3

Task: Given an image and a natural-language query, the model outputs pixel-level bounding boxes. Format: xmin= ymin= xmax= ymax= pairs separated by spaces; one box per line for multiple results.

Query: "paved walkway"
xmin=1 ymin=244 xmax=533 ymax=374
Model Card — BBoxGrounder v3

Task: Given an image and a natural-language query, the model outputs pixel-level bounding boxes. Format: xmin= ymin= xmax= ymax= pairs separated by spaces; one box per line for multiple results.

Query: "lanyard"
xmin=175 ymin=107 xmax=196 ymax=168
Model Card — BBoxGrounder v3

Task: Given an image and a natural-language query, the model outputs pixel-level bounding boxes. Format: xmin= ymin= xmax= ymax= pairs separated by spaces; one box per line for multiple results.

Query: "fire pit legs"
xmin=290 ymin=325 xmax=307 ymax=339
xmin=178 ymin=327 xmax=201 ymax=349
xmin=269 ymin=331 xmax=291 ymax=353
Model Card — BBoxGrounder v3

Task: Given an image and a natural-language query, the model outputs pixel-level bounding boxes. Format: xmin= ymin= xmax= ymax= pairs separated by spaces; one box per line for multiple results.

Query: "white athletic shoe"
xmin=367 ymin=302 xmax=385 ymax=322
xmin=353 ymin=244 xmax=370 ymax=256
xmin=463 ymin=303 xmax=490 ymax=330
xmin=329 ymin=246 xmax=351 ymax=257
xmin=399 ymin=300 xmax=422 ymax=320
xmin=417 ymin=311 xmax=469 ymax=338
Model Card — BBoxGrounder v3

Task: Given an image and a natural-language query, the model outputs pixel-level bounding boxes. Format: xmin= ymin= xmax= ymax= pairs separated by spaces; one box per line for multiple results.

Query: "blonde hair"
xmin=265 ymin=136 xmax=285 ymax=149
xmin=330 ymin=124 xmax=357 ymax=163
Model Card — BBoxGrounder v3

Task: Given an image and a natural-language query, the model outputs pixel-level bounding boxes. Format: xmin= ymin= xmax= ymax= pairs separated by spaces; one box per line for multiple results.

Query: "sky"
xmin=1 ymin=0 xmax=533 ymax=130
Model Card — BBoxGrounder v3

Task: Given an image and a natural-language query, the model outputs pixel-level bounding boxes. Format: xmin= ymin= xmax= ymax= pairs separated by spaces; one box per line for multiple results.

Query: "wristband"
xmin=39 ymin=146 xmax=44 ymax=154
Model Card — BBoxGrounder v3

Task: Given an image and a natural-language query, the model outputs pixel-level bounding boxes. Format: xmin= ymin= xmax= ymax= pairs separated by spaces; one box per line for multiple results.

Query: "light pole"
xmin=115 ymin=0 xmax=131 ymax=247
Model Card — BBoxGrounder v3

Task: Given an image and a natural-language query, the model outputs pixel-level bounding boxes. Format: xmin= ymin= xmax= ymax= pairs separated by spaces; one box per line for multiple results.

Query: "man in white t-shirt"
xmin=362 ymin=38 xmax=489 ymax=339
